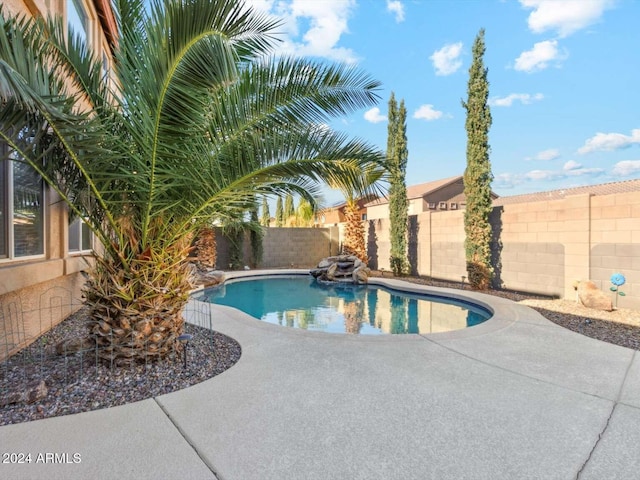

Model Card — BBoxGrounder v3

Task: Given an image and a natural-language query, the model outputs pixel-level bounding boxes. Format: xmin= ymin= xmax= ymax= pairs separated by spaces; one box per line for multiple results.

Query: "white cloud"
xmin=493 ymin=173 xmax=525 ymax=189
xmin=514 ymin=40 xmax=566 ymax=72
xmin=490 ymin=93 xmax=544 ymax=107
xmin=364 ymin=107 xmax=387 ymax=124
xmin=525 ymin=169 xmax=565 ymax=181
xmin=563 ymin=160 xmax=581 ymax=171
xmin=244 ymin=0 xmax=276 ymax=12
xmin=525 ymin=148 xmax=560 ymax=161
xmin=430 ymin=42 xmax=463 ymax=76
xmin=578 ymin=129 xmax=640 ymax=154
xmin=245 ymin=0 xmax=358 ymax=63
xmin=520 ymin=0 xmax=614 ymax=38
xmin=561 ymin=160 xmax=604 ymax=176
xmin=569 ymin=167 xmax=604 ymax=176
xmin=495 ymin=164 xmax=604 ymax=189
xmin=386 ymin=0 xmax=405 ymax=23
xmin=612 ymin=160 xmax=640 ymax=176
xmin=413 ymin=104 xmax=444 ymax=121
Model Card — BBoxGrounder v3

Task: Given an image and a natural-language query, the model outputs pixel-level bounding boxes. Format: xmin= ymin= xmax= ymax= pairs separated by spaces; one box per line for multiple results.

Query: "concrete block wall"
xmin=216 ymin=227 xmax=340 ymax=270
xmin=430 ymin=210 xmax=466 ymax=281
xmin=589 ymin=191 xmax=640 ymax=310
xmin=362 ymin=192 xmax=639 ymax=308
xmin=366 ymin=218 xmax=390 ymax=271
xmin=262 ymin=227 xmax=339 ymax=268
xmin=495 ymin=198 xmax=568 ymax=297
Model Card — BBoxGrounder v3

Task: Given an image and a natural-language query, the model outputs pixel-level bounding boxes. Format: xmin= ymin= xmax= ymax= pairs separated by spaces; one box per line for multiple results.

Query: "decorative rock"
xmin=55 ymin=337 xmax=93 ymax=355
xmin=353 ymin=266 xmax=370 ymax=284
xmin=577 ymin=281 xmax=613 ymax=312
xmin=318 ymin=259 xmax=332 ymax=269
xmin=310 ymin=255 xmax=369 ymax=284
xmin=326 ymin=263 xmax=337 ymax=281
xmin=199 ymin=270 xmax=225 ymax=287
xmin=0 ymin=380 xmax=47 ymax=407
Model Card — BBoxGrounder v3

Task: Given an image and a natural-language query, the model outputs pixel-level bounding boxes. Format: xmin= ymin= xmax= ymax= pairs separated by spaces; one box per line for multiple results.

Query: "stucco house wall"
xmin=0 ymin=0 xmax=114 ymax=360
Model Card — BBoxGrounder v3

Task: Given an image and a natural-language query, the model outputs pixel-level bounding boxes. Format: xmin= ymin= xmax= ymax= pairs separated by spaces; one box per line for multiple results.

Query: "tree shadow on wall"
xmin=408 ymin=215 xmax=419 ymax=276
xmin=367 ymin=220 xmax=378 ymax=270
xmin=489 ymin=206 xmax=503 ymax=289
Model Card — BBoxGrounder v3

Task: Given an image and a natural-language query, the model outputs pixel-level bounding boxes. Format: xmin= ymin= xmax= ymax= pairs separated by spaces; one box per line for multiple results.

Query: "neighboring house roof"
xmin=365 ymin=175 xmax=498 ymax=207
xmin=364 ymin=175 xmax=472 ymax=207
xmin=322 ymin=194 xmax=379 ymax=212
xmin=406 ymin=175 xmax=463 ymax=200
xmin=493 ymin=178 xmax=640 ymax=206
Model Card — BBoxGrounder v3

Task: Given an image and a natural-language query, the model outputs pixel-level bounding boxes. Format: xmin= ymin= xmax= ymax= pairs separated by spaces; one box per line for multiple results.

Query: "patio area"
xmin=0 ymin=273 xmax=638 ymax=480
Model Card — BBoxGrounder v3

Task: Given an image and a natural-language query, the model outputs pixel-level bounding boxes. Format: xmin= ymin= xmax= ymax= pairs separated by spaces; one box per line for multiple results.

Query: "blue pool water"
xmin=196 ymin=276 xmax=491 ymax=335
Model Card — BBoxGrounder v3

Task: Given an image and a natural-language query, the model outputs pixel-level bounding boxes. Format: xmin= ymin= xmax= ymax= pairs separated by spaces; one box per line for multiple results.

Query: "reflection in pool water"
xmin=196 ymin=276 xmax=491 ymax=335
xmin=197 ymin=276 xmax=491 ymax=335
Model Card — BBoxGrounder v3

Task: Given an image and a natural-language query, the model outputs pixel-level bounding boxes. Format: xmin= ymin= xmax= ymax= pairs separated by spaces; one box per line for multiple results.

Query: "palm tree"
xmin=342 ymin=198 xmax=368 ymax=262
xmin=0 ymin=0 xmax=385 ymax=364
xmin=334 ymin=167 xmax=382 ymax=263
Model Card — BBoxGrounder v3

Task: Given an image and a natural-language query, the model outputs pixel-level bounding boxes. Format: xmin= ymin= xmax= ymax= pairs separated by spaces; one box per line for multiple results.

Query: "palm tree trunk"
xmin=342 ymin=201 xmax=367 ymax=263
xmin=195 ymin=227 xmax=217 ymax=268
xmin=83 ymin=239 xmax=195 ymax=365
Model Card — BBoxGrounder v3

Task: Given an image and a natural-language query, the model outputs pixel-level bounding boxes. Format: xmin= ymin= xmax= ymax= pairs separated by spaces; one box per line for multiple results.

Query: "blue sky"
xmin=246 ymin=0 xmax=640 ymax=204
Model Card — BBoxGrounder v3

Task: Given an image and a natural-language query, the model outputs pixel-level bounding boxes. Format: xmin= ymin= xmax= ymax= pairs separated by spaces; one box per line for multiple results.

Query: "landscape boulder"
xmin=190 ymin=264 xmax=225 ymax=287
xmin=0 ymin=380 xmax=47 ymax=407
xmin=577 ymin=280 xmax=613 ymax=312
xmin=310 ymin=255 xmax=370 ymax=284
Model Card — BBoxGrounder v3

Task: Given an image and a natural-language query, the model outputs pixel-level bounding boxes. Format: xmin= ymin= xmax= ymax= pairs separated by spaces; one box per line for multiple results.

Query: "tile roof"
xmin=493 ymin=178 xmax=640 ymax=206
xmin=365 ymin=175 xmax=463 ymax=206
xmin=321 ymin=195 xmax=379 ymax=212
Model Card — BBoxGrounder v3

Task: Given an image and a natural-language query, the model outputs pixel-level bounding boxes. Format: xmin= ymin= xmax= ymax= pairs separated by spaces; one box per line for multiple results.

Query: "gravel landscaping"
xmin=384 ymin=273 xmax=640 ymax=350
xmin=1 ymin=273 xmax=638 ymax=426
xmin=0 ymin=308 xmax=241 ymax=426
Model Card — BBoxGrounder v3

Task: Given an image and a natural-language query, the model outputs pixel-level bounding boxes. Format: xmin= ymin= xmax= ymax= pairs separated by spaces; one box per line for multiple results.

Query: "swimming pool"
xmin=196 ymin=276 xmax=492 ymax=335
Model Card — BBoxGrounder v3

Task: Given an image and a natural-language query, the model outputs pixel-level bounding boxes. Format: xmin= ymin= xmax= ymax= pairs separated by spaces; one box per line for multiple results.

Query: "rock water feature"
xmin=310 ymin=255 xmax=370 ymax=284
xmin=190 ymin=264 xmax=226 ymax=288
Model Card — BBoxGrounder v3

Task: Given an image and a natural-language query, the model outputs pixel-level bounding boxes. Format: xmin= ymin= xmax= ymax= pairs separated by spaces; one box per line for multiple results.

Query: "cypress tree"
xmin=284 ymin=193 xmax=295 ymax=221
xmin=261 ymin=196 xmax=270 ymax=227
xmin=388 ymin=94 xmax=409 ymax=276
xmin=387 ymin=93 xmax=397 ymax=162
xmin=296 ymin=197 xmax=315 ymax=227
xmin=275 ymin=196 xmax=284 ymax=227
xmin=249 ymin=207 xmax=263 ymax=267
xmin=462 ymin=28 xmax=493 ymax=290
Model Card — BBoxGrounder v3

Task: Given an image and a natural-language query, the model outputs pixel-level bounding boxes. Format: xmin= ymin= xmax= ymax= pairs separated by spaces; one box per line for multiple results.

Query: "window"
xmin=68 ymin=217 xmax=92 ymax=253
xmin=361 ymin=213 xmax=367 ymax=221
xmin=438 ymin=202 xmax=447 ymax=210
xmin=450 ymin=202 xmax=458 ymax=210
xmin=67 ymin=0 xmax=89 ymax=44
xmin=0 ymin=153 xmax=45 ymax=259
xmin=428 ymin=202 xmax=436 ymax=209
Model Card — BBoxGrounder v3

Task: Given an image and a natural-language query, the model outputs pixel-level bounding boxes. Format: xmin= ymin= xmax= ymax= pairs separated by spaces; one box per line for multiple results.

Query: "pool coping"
xmin=190 ymin=268 xmax=530 ymax=342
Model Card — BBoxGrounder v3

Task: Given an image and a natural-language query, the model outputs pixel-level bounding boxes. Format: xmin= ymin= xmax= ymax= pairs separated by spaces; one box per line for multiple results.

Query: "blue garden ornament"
xmin=609 ymin=273 xmax=626 ymax=307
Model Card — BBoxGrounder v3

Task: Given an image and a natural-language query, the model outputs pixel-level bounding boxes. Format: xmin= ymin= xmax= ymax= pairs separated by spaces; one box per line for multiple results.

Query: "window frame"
xmin=68 ymin=216 xmax=93 ymax=255
xmin=0 ymin=152 xmax=47 ymax=263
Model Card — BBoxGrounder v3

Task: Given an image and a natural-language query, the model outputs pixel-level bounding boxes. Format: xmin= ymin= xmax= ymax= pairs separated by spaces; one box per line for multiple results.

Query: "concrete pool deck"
xmin=1 ymin=269 xmax=638 ymax=480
